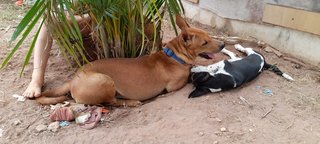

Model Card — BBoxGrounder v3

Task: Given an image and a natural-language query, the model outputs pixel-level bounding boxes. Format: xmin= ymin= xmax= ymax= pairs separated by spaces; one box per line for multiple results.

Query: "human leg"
xmin=23 ymin=15 xmax=91 ymax=98
xmin=23 ymin=24 xmax=52 ymax=98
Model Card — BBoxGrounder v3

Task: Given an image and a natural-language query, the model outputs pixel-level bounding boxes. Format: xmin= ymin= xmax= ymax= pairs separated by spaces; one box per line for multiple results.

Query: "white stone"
xmin=0 ymin=128 xmax=3 ymax=138
xmin=48 ymin=122 xmax=60 ymax=132
xmin=198 ymin=131 xmax=204 ymax=136
xmin=220 ymin=127 xmax=227 ymax=132
xmin=11 ymin=119 xmax=21 ymax=126
xmin=35 ymin=124 xmax=47 ymax=132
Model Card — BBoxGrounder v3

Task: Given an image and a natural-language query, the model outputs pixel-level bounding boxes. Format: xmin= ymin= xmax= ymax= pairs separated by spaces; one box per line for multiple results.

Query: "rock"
xmin=11 ymin=119 xmax=21 ymax=126
xmin=0 ymin=128 xmax=3 ymax=138
xmin=214 ymin=118 xmax=222 ymax=122
xmin=12 ymin=94 xmax=26 ymax=102
xmin=35 ymin=124 xmax=47 ymax=132
xmin=213 ymin=141 xmax=219 ymax=144
xmin=220 ymin=127 xmax=227 ymax=132
xmin=48 ymin=122 xmax=60 ymax=132
xmin=198 ymin=131 xmax=204 ymax=136
xmin=264 ymin=46 xmax=282 ymax=57
xmin=264 ymin=46 xmax=273 ymax=53
xmin=214 ymin=131 xmax=222 ymax=136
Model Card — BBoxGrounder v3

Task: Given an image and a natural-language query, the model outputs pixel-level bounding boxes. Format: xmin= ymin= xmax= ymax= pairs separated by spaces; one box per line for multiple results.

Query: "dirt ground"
xmin=1 ymin=1 xmax=320 ymax=144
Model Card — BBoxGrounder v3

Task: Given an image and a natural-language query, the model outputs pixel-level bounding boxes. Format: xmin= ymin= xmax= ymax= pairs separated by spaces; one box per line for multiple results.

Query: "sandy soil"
xmin=1 ymin=1 xmax=320 ymax=144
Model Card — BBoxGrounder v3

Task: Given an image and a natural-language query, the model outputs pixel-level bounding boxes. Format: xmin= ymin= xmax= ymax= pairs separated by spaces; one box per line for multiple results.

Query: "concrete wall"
xmin=182 ymin=0 xmax=320 ymax=66
xmin=198 ymin=0 xmax=320 ymax=22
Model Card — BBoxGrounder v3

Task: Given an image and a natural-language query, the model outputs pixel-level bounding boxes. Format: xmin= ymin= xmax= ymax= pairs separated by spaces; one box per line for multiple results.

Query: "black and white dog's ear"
xmin=191 ymin=72 xmax=210 ymax=83
xmin=189 ymin=87 xmax=211 ymax=98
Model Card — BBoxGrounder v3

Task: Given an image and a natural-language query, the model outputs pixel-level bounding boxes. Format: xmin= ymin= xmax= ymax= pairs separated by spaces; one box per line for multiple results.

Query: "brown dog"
xmin=36 ymin=15 xmax=224 ymax=106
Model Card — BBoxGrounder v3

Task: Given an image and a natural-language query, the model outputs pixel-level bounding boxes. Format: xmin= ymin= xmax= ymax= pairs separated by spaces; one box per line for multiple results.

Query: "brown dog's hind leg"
xmin=113 ymin=99 xmax=142 ymax=107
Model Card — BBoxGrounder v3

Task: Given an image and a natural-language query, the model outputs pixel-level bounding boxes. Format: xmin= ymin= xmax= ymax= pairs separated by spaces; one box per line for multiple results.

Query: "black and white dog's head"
xmin=189 ymin=72 xmax=236 ymax=98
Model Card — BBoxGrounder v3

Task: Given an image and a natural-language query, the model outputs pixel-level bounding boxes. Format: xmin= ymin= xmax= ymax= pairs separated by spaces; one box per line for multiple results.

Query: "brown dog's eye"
xmin=202 ymin=41 xmax=208 ymax=46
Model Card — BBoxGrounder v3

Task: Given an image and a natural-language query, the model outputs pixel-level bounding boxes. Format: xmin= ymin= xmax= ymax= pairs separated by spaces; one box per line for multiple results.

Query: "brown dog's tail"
xmin=36 ymin=82 xmax=71 ymax=105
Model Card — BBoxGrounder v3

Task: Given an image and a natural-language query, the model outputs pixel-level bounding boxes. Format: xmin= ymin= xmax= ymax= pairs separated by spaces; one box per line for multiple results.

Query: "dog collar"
xmin=163 ymin=48 xmax=186 ymax=64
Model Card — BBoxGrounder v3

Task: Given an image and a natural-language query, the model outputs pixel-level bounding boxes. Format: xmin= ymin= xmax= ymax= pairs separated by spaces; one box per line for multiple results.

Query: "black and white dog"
xmin=189 ymin=44 xmax=293 ymax=98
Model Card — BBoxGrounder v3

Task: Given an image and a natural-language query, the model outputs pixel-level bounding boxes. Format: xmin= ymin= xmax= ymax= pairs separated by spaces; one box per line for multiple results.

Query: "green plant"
xmin=1 ymin=0 xmax=184 ymax=74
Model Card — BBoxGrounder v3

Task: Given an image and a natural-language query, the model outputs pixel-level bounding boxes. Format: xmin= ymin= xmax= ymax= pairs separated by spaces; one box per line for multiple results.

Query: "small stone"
xmin=215 ymin=118 xmax=222 ymax=122
xmin=12 ymin=94 xmax=26 ymax=102
xmin=214 ymin=131 xmax=222 ymax=136
xmin=249 ymin=129 xmax=253 ymax=132
xmin=264 ymin=46 xmax=282 ymax=57
xmin=198 ymin=131 xmax=204 ymax=136
xmin=0 ymin=128 xmax=3 ymax=138
xmin=213 ymin=141 xmax=219 ymax=144
xmin=48 ymin=122 xmax=60 ymax=132
xmin=220 ymin=127 xmax=227 ymax=132
xmin=264 ymin=46 xmax=273 ymax=53
xmin=35 ymin=124 xmax=47 ymax=132
xmin=12 ymin=119 xmax=21 ymax=126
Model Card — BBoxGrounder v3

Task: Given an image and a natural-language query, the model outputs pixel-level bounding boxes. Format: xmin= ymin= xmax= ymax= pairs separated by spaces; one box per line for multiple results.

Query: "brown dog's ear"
xmin=181 ymin=30 xmax=194 ymax=46
xmin=181 ymin=30 xmax=191 ymax=42
xmin=176 ymin=14 xmax=190 ymax=30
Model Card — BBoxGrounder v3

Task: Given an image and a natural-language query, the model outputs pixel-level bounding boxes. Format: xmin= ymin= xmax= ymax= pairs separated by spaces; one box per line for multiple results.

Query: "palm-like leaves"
xmin=1 ymin=0 xmax=184 ymax=73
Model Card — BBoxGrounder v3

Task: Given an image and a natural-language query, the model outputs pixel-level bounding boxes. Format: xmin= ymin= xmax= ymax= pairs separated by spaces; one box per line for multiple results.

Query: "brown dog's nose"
xmin=219 ymin=42 xmax=225 ymax=50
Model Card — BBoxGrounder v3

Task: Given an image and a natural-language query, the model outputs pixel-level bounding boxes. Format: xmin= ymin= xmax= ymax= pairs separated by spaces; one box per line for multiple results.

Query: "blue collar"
xmin=163 ymin=48 xmax=185 ymax=64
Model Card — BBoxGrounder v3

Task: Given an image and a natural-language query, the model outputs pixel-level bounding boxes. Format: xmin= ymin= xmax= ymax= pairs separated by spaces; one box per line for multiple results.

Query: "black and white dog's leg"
xmin=221 ymin=48 xmax=238 ymax=60
xmin=234 ymin=44 xmax=255 ymax=56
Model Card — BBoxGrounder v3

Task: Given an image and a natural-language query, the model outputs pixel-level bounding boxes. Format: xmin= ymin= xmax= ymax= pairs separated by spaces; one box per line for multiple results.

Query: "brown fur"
xmin=36 ymin=15 xmax=224 ymax=106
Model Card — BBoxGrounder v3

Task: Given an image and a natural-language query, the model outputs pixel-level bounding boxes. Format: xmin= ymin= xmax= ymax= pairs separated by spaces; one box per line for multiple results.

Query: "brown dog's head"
xmin=167 ymin=15 xmax=224 ymax=65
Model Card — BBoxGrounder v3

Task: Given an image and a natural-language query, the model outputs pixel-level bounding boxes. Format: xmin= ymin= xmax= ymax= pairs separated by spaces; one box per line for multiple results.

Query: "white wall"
xmin=198 ymin=0 xmax=320 ymax=22
xmin=182 ymin=0 xmax=320 ymax=66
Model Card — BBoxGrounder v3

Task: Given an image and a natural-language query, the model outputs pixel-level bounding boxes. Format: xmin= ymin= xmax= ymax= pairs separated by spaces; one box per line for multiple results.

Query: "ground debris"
xmin=261 ymin=107 xmax=273 ymax=119
xmin=12 ymin=94 xmax=25 ymax=102
xmin=264 ymin=46 xmax=283 ymax=57
xmin=5 ymin=25 xmax=11 ymax=33
xmin=283 ymin=56 xmax=307 ymax=68
xmin=197 ymin=131 xmax=204 ymax=136
xmin=239 ymin=96 xmax=253 ymax=108
xmin=220 ymin=127 xmax=227 ymax=132
xmin=11 ymin=119 xmax=21 ymax=126
xmin=0 ymin=128 xmax=3 ymax=138
xmin=214 ymin=118 xmax=222 ymax=122
xmin=286 ymin=121 xmax=295 ymax=129
xmin=50 ymin=101 xmax=70 ymax=110
xmin=210 ymin=35 xmax=266 ymax=47
xmin=59 ymin=121 xmax=70 ymax=127
xmin=35 ymin=124 xmax=47 ymax=133
xmin=48 ymin=122 xmax=60 ymax=132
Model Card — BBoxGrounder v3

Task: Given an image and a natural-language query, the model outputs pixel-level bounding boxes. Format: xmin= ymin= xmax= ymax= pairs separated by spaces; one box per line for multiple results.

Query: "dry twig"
xmin=261 ymin=107 xmax=273 ymax=119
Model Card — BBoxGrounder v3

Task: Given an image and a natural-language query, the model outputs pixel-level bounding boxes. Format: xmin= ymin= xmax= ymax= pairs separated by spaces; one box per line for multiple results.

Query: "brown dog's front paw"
xmin=126 ymin=100 xmax=142 ymax=107
xmin=114 ymin=99 xmax=142 ymax=107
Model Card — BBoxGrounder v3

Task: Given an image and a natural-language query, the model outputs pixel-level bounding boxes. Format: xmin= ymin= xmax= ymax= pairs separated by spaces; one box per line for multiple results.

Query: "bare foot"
xmin=23 ymin=80 xmax=43 ymax=98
